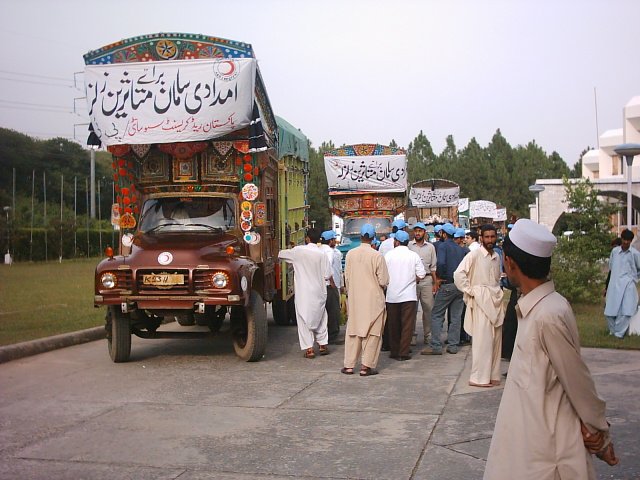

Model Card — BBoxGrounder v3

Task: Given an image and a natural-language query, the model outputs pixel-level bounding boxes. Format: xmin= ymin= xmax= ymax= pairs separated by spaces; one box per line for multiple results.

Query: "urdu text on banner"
xmin=324 ymin=154 xmax=407 ymax=193
xmin=494 ymin=208 xmax=507 ymax=222
xmin=469 ymin=200 xmax=497 ymax=219
xmin=85 ymin=58 xmax=257 ymax=146
xmin=410 ymin=187 xmax=459 ymax=207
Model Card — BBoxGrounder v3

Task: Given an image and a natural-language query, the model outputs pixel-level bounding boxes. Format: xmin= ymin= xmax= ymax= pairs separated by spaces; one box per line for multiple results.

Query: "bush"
xmin=552 ymin=234 xmax=608 ymax=304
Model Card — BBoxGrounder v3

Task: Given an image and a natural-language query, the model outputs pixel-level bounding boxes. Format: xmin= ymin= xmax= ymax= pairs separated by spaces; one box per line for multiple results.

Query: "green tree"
xmin=569 ymin=147 xmax=590 ymax=178
xmin=552 ymin=177 xmax=617 ymax=303
xmin=406 ymin=130 xmax=436 ymax=184
xmin=306 ymin=141 xmax=333 ymax=230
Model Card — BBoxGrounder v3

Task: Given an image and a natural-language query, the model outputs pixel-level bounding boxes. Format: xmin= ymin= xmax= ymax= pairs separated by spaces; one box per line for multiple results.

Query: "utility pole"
xmin=90 ymin=147 xmax=96 ymax=218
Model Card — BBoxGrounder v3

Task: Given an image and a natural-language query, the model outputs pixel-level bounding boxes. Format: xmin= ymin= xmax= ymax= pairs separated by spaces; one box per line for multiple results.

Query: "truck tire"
xmin=106 ymin=305 xmax=132 ymax=363
xmin=272 ymin=294 xmax=289 ymax=326
xmin=231 ymin=290 xmax=267 ymax=361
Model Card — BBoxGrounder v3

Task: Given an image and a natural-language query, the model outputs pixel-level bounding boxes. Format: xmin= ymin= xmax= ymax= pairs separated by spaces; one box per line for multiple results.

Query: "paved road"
xmin=0 ymin=311 xmax=638 ymax=479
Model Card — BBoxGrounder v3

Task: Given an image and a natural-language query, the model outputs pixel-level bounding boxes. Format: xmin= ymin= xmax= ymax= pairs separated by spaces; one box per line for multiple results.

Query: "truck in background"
xmin=406 ymin=178 xmax=460 ymax=225
xmin=86 ymin=33 xmax=308 ymax=362
xmin=323 ymin=144 xmax=407 ymax=260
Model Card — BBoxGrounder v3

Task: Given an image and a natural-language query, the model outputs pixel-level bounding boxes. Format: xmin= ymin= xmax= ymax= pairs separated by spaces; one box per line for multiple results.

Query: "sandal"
xmin=319 ymin=345 xmax=329 ymax=356
xmin=341 ymin=367 xmax=354 ymax=375
xmin=304 ymin=348 xmax=315 ymax=359
xmin=359 ymin=366 xmax=379 ymax=377
xmin=468 ymin=381 xmax=492 ymax=388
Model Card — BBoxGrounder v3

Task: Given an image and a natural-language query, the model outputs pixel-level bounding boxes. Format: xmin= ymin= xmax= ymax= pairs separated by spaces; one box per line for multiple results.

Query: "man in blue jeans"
xmin=421 ymin=223 xmax=466 ymax=355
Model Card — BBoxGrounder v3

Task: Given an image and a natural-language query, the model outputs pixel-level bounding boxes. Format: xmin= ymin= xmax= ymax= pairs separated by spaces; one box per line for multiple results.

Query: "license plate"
xmin=142 ymin=274 xmax=184 ymax=286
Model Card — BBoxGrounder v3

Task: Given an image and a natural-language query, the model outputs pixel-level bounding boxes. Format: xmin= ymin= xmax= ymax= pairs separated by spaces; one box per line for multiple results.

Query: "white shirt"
xmin=319 ymin=244 xmax=335 ymax=286
xmin=378 ymin=237 xmax=395 ymax=256
xmin=332 ymin=247 xmax=343 ymax=288
xmin=468 ymin=241 xmax=480 ymax=251
xmin=384 ymin=245 xmax=426 ymax=303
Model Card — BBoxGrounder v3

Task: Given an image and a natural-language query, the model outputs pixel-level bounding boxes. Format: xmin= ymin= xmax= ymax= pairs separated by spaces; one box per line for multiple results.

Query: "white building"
xmin=531 ymin=96 xmax=640 ymax=233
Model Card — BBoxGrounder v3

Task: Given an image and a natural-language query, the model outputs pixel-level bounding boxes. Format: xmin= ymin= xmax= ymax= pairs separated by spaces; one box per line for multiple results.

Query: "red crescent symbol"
xmin=221 ymin=60 xmax=235 ymax=76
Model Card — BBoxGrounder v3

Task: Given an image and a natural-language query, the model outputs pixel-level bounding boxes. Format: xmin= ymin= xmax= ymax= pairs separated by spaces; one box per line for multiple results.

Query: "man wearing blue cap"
xmin=320 ymin=230 xmax=343 ymax=344
xmin=422 ymin=222 xmax=466 ymax=355
xmin=379 ymin=218 xmax=407 ymax=256
xmin=384 ymin=230 xmax=426 ymax=360
xmin=409 ymin=222 xmax=438 ymax=345
xmin=343 ymin=223 xmax=389 ymax=376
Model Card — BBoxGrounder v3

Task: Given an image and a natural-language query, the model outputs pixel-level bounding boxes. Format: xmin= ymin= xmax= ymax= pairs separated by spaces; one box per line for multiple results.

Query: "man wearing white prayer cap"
xmin=484 ymin=219 xmax=618 ymax=479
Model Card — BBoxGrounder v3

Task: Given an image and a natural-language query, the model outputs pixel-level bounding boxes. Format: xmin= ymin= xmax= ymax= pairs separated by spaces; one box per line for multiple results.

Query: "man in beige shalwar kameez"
xmin=484 ymin=219 xmax=618 ymax=480
xmin=454 ymin=224 xmax=505 ymax=387
xmin=342 ymin=223 xmax=389 ymax=376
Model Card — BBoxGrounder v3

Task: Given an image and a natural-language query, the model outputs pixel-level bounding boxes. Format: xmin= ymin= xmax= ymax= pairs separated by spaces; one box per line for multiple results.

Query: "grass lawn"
xmin=574 ymin=301 xmax=640 ymax=349
xmin=0 ymin=258 xmax=104 ymax=346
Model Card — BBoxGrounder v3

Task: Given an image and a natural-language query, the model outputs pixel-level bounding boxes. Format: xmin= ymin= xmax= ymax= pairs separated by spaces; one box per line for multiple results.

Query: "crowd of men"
xmin=278 ymin=218 xmax=619 ymax=477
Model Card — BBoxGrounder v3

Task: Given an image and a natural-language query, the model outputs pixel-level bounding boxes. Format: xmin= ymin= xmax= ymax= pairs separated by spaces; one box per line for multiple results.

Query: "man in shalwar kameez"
xmin=604 ymin=228 xmax=640 ymax=338
xmin=278 ymin=228 xmax=333 ymax=359
xmin=454 ymin=224 xmax=504 ymax=387
xmin=484 ymin=219 xmax=618 ymax=480
xmin=342 ymin=223 xmax=390 ymax=376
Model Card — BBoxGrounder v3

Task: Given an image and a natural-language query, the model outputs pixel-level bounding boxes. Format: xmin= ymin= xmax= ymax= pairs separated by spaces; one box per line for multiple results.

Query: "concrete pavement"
xmin=0 ymin=312 xmax=638 ymax=479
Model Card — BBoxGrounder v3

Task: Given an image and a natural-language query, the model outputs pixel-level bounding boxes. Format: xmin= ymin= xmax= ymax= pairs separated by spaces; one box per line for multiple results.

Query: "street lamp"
xmin=529 ymin=184 xmax=545 ymax=224
xmin=613 ymin=143 xmax=640 ymax=231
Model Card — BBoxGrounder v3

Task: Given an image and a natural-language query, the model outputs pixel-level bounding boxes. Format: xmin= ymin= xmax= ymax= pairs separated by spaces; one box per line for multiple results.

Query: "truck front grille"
xmin=136 ymin=269 xmax=190 ymax=294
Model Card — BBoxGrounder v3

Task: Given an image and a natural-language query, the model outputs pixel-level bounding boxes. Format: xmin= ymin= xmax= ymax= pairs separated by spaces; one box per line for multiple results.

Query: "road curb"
xmin=0 ymin=327 xmax=105 ymax=364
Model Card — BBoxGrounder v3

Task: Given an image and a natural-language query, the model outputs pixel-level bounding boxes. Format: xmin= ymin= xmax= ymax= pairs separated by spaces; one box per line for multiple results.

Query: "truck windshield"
xmin=343 ymin=217 xmax=392 ymax=236
xmin=139 ymin=197 xmax=236 ymax=234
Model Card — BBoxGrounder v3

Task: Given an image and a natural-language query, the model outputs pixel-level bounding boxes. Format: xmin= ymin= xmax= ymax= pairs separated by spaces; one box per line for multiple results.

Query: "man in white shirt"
xmin=378 ymin=219 xmax=407 ymax=256
xmin=465 ymin=230 xmax=480 ymax=251
xmin=320 ymin=230 xmax=342 ymax=344
xmin=384 ymin=230 xmax=426 ymax=360
xmin=278 ymin=228 xmax=333 ymax=359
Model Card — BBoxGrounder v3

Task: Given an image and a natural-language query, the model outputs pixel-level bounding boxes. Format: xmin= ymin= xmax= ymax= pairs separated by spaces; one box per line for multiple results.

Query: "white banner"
xmin=458 ymin=197 xmax=469 ymax=212
xmin=494 ymin=208 xmax=507 ymax=222
xmin=324 ymin=154 xmax=407 ymax=192
xmin=85 ymin=58 xmax=257 ymax=145
xmin=469 ymin=200 xmax=497 ymax=219
xmin=410 ymin=187 xmax=459 ymax=207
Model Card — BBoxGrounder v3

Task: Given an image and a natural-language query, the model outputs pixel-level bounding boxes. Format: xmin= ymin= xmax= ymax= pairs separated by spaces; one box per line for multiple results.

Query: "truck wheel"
xmin=231 ymin=291 xmax=267 ymax=361
xmin=106 ymin=306 xmax=131 ymax=363
xmin=272 ymin=294 xmax=290 ymax=326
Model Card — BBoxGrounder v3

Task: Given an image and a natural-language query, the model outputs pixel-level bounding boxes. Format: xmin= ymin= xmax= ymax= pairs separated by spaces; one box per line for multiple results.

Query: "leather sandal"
xmin=341 ymin=367 xmax=354 ymax=375
xmin=359 ymin=366 xmax=379 ymax=377
xmin=304 ymin=348 xmax=315 ymax=359
xmin=319 ymin=345 xmax=329 ymax=356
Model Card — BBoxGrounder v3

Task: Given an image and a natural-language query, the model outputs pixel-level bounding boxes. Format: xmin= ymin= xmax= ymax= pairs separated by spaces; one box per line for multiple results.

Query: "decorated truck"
xmin=324 ymin=144 xmax=407 ymax=258
xmin=405 ymin=179 xmax=461 ymax=235
xmin=85 ymin=33 xmax=308 ymax=362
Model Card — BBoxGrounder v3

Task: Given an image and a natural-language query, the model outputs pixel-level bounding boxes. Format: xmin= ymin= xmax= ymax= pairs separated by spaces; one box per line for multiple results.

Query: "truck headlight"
xmin=101 ymin=272 xmax=117 ymax=289
xmin=211 ymin=272 xmax=229 ymax=289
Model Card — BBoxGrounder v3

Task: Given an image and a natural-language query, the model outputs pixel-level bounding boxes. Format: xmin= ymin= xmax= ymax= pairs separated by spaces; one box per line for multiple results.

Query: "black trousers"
xmin=386 ymin=301 xmax=418 ymax=357
xmin=326 ymin=285 xmax=341 ymax=342
xmin=501 ymin=287 xmax=518 ymax=360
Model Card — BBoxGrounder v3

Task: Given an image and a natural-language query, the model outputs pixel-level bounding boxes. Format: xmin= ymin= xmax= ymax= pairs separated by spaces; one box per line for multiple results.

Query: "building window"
xmin=612 ymin=155 xmax=622 ymax=175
